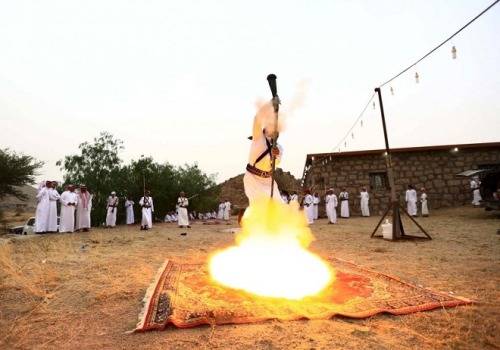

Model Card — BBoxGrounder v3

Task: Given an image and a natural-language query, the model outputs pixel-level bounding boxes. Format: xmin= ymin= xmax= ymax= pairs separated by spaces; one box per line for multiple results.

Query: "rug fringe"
xmin=126 ymin=259 xmax=170 ymax=334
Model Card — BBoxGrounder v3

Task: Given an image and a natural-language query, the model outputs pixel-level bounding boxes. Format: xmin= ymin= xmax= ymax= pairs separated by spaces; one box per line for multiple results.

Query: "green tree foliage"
xmin=0 ymin=148 xmax=44 ymax=201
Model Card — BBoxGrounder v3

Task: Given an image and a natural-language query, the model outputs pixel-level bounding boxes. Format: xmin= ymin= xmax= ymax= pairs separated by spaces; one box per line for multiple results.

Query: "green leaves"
xmin=0 ymin=149 xmax=44 ymax=201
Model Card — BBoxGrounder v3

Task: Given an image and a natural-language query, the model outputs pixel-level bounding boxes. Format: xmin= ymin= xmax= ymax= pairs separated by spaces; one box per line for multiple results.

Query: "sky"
xmin=1 ymin=0 xmax=499 ymax=186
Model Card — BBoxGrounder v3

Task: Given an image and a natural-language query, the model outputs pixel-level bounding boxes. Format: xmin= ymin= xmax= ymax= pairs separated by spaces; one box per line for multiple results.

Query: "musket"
xmin=187 ymin=194 xmax=199 ymax=200
xmin=267 ymin=73 xmax=280 ymax=199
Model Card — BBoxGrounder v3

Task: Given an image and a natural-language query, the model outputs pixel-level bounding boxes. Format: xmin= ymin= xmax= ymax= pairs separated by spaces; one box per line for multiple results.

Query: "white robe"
xmin=325 ymin=194 xmax=338 ymax=224
xmin=405 ymin=189 xmax=418 ymax=216
xmin=420 ymin=193 xmax=429 ymax=216
xmin=35 ymin=187 xmax=50 ymax=233
xmin=139 ymin=196 xmax=154 ymax=228
xmin=360 ymin=191 xmax=370 ymax=217
xmin=471 ymin=179 xmax=482 ymax=206
xmin=303 ymin=194 xmax=314 ymax=224
xmin=125 ymin=200 xmax=135 ymax=224
xmin=313 ymin=196 xmax=320 ymax=219
xmin=105 ymin=195 xmax=119 ymax=227
xmin=339 ymin=191 xmax=350 ymax=218
xmin=243 ymin=118 xmax=284 ymax=204
xmin=59 ymin=190 xmax=78 ymax=232
xmin=76 ymin=192 xmax=93 ymax=230
xmin=47 ymin=188 xmax=60 ymax=232
xmin=177 ymin=196 xmax=189 ymax=226
xmin=217 ymin=203 xmax=225 ymax=219
xmin=223 ymin=201 xmax=231 ymax=220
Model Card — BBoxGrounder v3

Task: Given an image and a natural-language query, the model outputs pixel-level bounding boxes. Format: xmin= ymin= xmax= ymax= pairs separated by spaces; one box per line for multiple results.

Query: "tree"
xmin=0 ymin=148 xmax=44 ymax=201
xmin=56 ymin=132 xmax=124 ymax=226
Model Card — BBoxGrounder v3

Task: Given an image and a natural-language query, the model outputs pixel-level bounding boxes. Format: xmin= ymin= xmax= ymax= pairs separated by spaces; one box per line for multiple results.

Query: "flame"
xmin=209 ymin=197 xmax=334 ymax=300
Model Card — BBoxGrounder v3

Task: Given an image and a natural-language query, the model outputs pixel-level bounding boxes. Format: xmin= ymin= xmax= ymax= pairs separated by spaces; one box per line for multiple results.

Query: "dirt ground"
xmin=0 ymin=206 xmax=498 ymax=350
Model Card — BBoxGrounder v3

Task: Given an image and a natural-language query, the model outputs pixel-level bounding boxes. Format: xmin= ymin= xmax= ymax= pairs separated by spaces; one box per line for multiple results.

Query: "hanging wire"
xmin=378 ymin=0 xmax=500 ymax=88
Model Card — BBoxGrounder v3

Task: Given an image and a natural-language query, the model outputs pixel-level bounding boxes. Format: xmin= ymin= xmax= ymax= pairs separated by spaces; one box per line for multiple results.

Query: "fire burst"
xmin=209 ymin=197 xmax=335 ymax=300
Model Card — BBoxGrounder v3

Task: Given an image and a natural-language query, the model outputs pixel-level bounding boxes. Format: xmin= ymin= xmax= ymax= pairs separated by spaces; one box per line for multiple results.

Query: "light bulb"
xmin=415 ymin=72 xmax=420 ymax=83
xmin=390 ymin=86 xmax=394 ymax=95
xmin=452 ymin=46 xmax=457 ymax=59
xmin=372 ymin=101 xmax=375 ymax=109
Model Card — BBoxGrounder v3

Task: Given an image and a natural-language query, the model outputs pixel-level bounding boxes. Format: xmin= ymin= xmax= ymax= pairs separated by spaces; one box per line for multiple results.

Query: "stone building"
xmin=301 ymin=142 xmax=500 ymax=216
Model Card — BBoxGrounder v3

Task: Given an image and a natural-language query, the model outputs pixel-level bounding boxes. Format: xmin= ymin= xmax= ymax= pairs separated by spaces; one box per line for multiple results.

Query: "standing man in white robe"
xmin=405 ymin=184 xmax=418 ymax=217
xmin=139 ymin=190 xmax=154 ymax=230
xmin=303 ymin=189 xmax=314 ymax=225
xmin=35 ymin=180 xmax=50 ymax=233
xmin=76 ymin=184 xmax=93 ymax=232
xmin=289 ymin=191 xmax=299 ymax=204
xmin=243 ymin=102 xmax=284 ymax=204
xmin=312 ymin=192 xmax=320 ymax=220
xmin=359 ymin=187 xmax=370 ymax=217
xmin=339 ymin=187 xmax=350 ymax=218
xmin=223 ymin=199 xmax=231 ymax=221
xmin=177 ymin=191 xmax=190 ymax=228
xmin=59 ymin=184 xmax=78 ymax=233
xmin=325 ymin=188 xmax=338 ymax=224
xmin=470 ymin=176 xmax=482 ymax=207
xmin=217 ymin=200 xmax=225 ymax=219
xmin=420 ymin=188 xmax=429 ymax=217
xmin=105 ymin=191 xmax=119 ymax=228
xmin=125 ymin=196 xmax=135 ymax=225
xmin=47 ymin=181 xmax=60 ymax=232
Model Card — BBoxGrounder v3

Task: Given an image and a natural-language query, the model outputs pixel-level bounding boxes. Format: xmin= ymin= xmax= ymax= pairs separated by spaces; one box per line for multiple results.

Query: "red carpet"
xmin=133 ymin=258 xmax=475 ymax=332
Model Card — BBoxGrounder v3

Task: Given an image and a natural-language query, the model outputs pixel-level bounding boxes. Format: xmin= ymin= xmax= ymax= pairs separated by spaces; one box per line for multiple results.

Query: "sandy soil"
xmin=0 ymin=206 xmax=499 ymax=350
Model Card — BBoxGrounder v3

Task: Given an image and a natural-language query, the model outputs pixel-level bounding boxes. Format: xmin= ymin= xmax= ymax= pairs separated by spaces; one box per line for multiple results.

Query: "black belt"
xmin=246 ymin=164 xmax=272 ymax=178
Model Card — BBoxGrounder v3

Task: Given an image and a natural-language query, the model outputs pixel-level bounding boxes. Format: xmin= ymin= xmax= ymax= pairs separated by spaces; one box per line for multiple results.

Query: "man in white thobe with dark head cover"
xmin=217 ymin=200 xmax=225 ymax=220
xmin=470 ymin=176 xmax=482 ymax=207
xmin=35 ymin=180 xmax=51 ymax=233
xmin=125 ymin=197 xmax=135 ymax=224
xmin=339 ymin=187 xmax=350 ymax=218
xmin=325 ymin=188 xmax=338 ymax=224
xmin=243 ymin=101 xmax=284 ymax=204
xmin=359 ymin=187 xmax=370 ymax=217
xmin=405 ymin=184 xmax=418 ymax=217
xmin=223 ymin=199 xmax=231 ymax=221
xmin=47 ymin=181 xmax=61 ymax=232
xmin=139 ymin=190 xmax=154 ymax=230
xmin=59 ymin=184 xmax=78 ymax=233
xmin=177 ymin=191 xmax=190 ymax=228
xmin=105 ymin=191 xmax=119 ymax=228
xmin=76 ymin=184 xmax=93 ymax=232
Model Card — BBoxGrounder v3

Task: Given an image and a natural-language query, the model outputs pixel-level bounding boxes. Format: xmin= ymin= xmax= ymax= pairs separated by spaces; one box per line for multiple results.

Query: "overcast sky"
xmin=1 ymin=0 xmax=499 ymax=186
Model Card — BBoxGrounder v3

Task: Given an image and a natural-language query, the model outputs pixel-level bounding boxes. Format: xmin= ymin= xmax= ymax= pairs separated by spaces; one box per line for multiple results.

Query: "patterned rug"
xmin=133 ymin=258 xmax=475 ymax=332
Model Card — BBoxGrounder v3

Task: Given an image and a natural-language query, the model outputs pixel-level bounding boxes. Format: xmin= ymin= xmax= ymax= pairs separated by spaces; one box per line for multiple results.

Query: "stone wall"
xmin=304 ymin=145 xmax=500 ymax=216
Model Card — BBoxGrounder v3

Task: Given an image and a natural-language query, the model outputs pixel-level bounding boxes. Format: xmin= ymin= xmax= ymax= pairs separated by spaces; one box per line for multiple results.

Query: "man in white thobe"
xmin=223 ymin=199 xmax=231 ymax=221
xmin=76 ymin=184 xmax=93 ymax=232
xmin=35 ymin=180 xmax=51 ymax=233
xmin=125 ymin=197 xmax=135 ymax=224
xmin=339 ymin=187 xmax=350 ymax=218
xmin=420 ymin=188 xmax=429 ymax=217
xmin=405 ymin=184 xmax=418 ymax=216
xmin=470 ymin=177 xmax=482 ymax=207
xmin=217 ymin=201 xmax=225 ymax=219
xmin=359 ymin=187 xmax=370 ymax=217
xmin=47 ymin=181 xmax=60 ymax=232
xmin=325 ymin=188 xmax=338 ymax=224
xmin=105 ymin=191 xmax=119 ymax=228
xmin=312 ymin=192 xmax=320 ymax=220
xmin=303 ymin=189 xmax=314 ymax=225
xmin=139 ymin=190 xmax=154 ymax=230
xmin=59 ymin=184 xmax=78 ymax=233
xmin=177 ymin=191 xmax=190 ymax=228
xmin=243 ymin=101 xmax=284 ymax=204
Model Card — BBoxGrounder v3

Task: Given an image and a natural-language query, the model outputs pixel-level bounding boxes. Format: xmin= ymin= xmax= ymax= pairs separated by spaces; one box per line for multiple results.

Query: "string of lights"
xmin=312 ymin=0 xmax=500 ymax=168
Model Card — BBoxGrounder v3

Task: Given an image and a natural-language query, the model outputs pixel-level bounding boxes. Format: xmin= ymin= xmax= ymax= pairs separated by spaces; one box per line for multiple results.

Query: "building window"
xmin=369 ymin=172 xmax=389 ymax=189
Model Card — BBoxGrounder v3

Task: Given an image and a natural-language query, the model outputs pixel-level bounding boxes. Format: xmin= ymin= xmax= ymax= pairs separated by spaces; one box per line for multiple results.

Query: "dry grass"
xmin=0 ymin=206 xmax=499 ymax=350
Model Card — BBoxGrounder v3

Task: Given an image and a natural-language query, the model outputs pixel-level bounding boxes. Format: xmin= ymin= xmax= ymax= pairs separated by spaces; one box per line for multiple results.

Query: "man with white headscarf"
xmin=35 ymin=180 xmax=51 ymax=233
xmin=76 ymin=184 xmax=93 ymax=232
xmin=177 ymin=191 xmax=190 ymax=228
xmin=325 ymin=188 xmax=338 ymax=224
xmin=47 ymin=181 xmax=60 ymax=232
xmin=105 ymin=191 xmax=119 ymax=228
xmin=59 ymin=184 xmax=78 ymax=233
xmin=470 ymin=176 xmax=482 ymax=207
xmin=139 ymin=190 xmax=154 ymax=230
